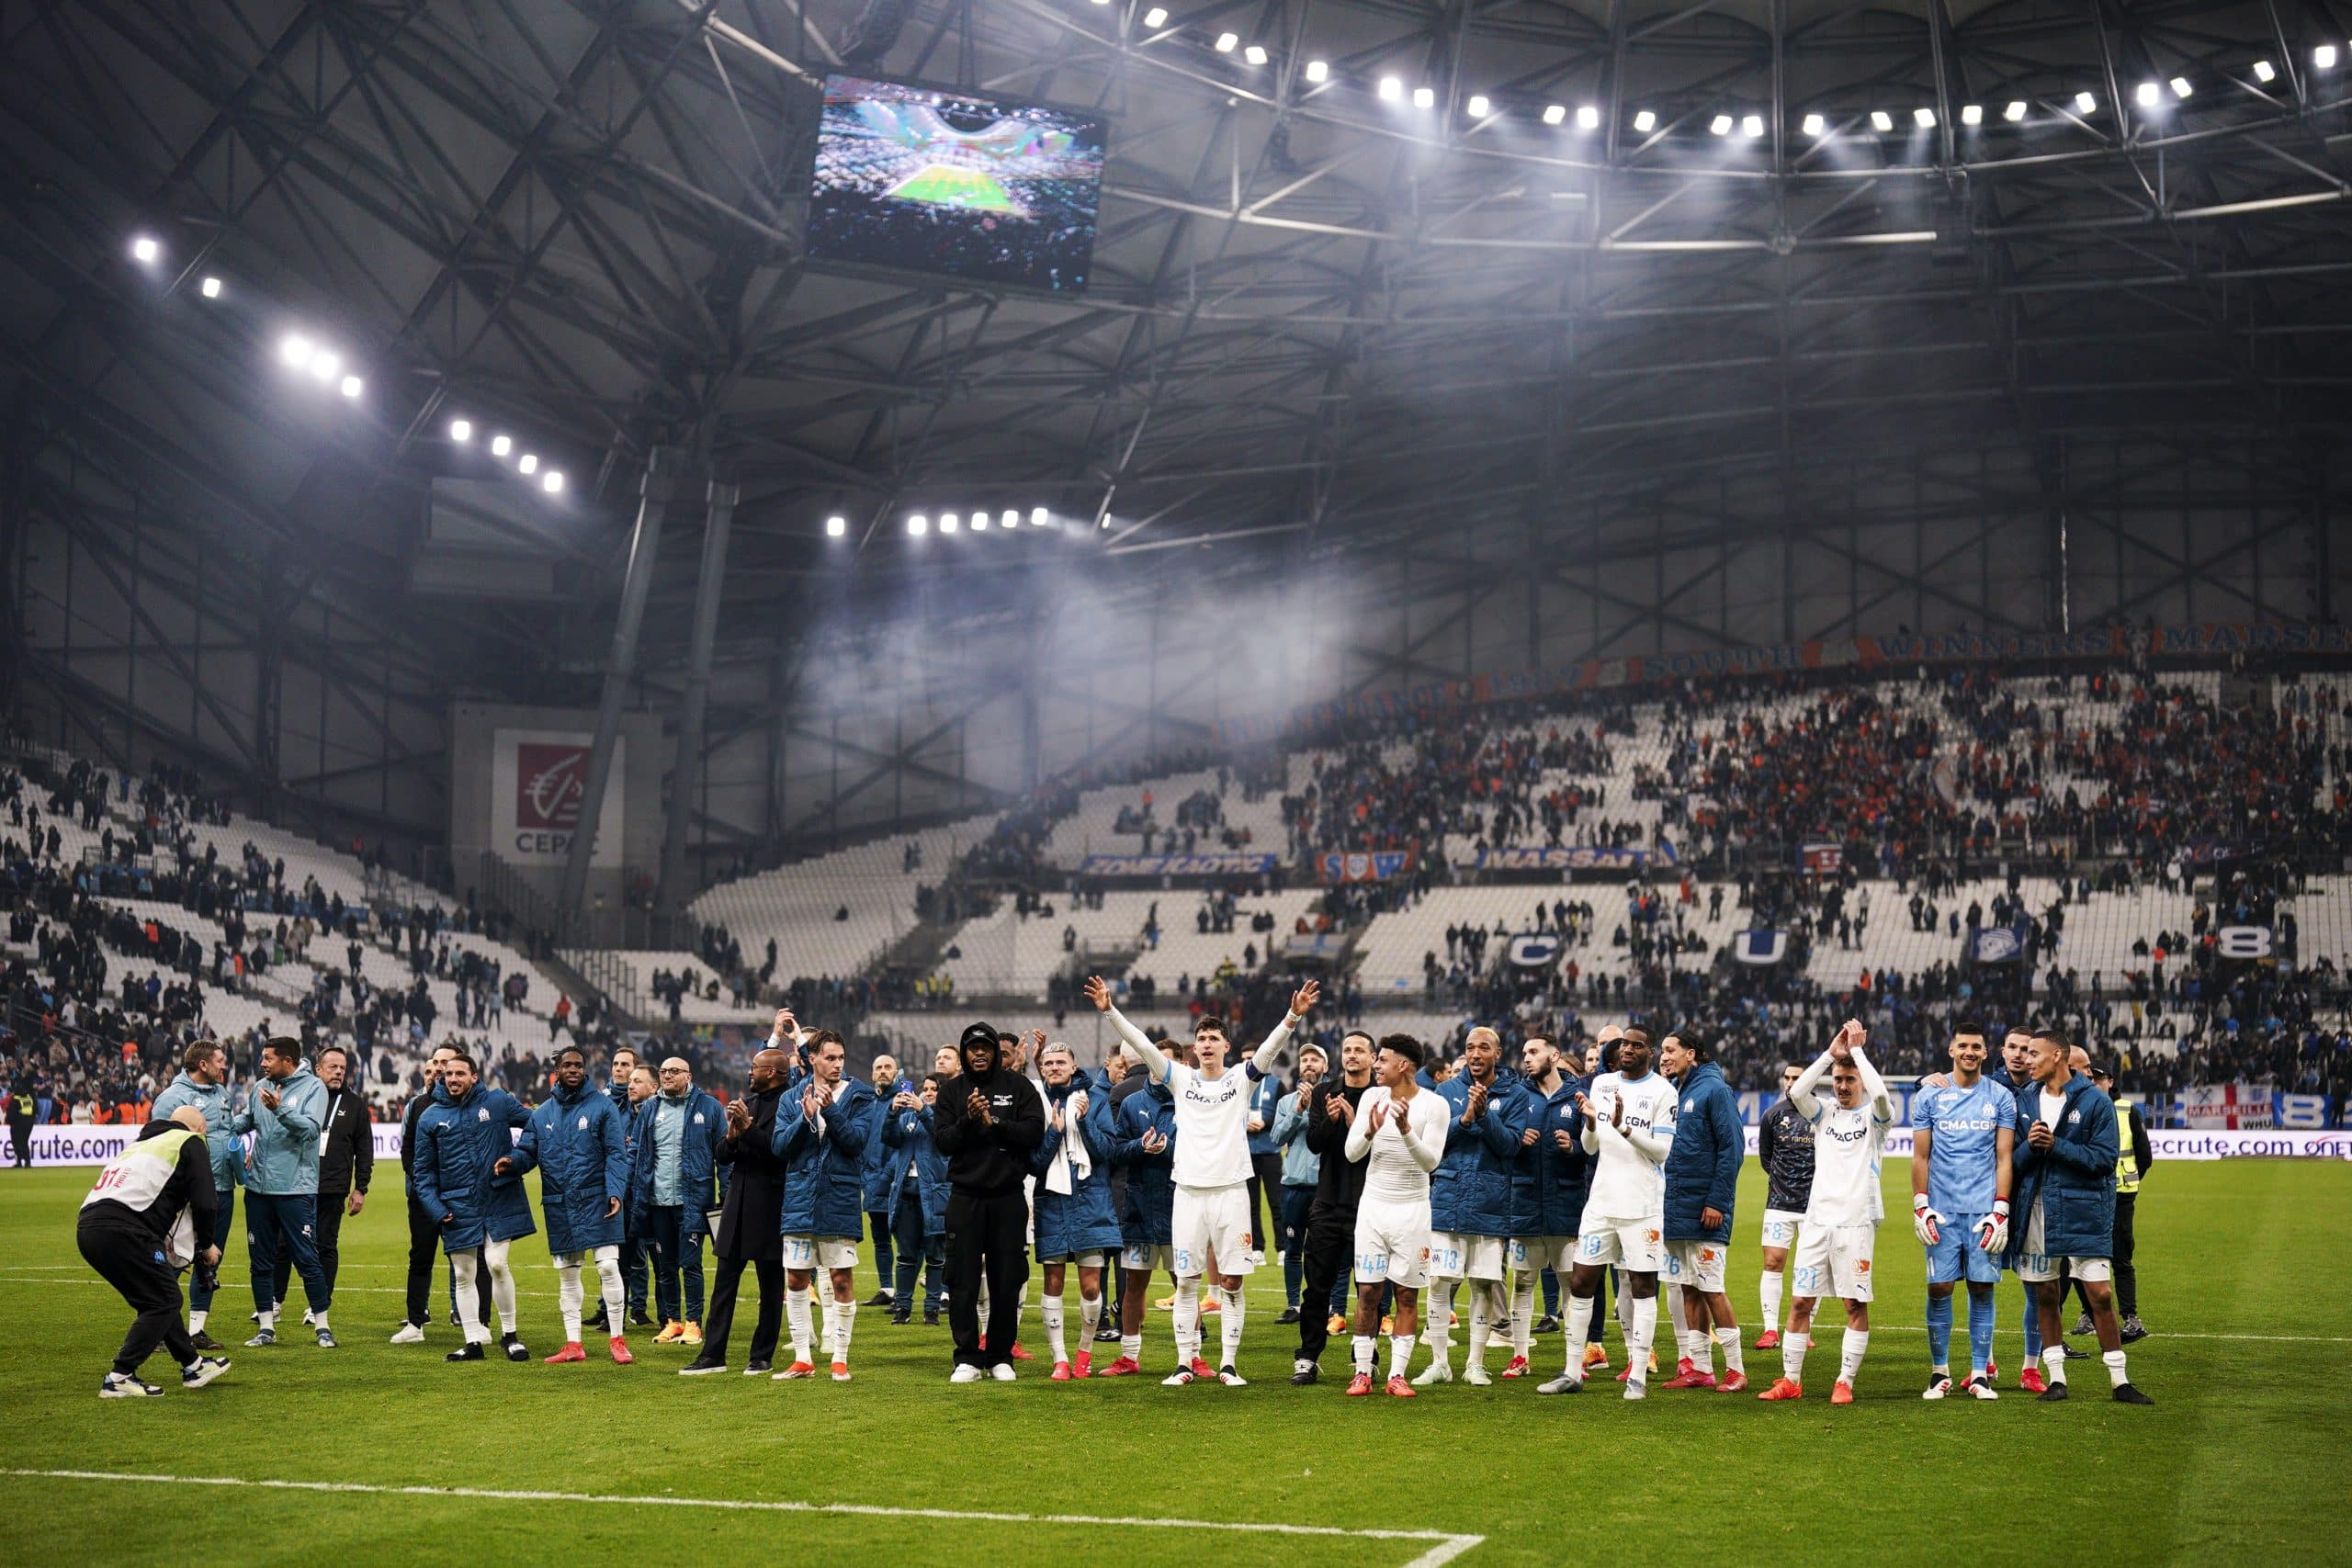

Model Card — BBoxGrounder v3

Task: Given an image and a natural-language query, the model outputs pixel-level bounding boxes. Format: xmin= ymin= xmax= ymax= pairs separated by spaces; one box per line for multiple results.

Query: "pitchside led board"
xmin=490 ymin=728 xmax=626 ymax=868
xmin=806 ymin=74 xmax=1109 ymax=295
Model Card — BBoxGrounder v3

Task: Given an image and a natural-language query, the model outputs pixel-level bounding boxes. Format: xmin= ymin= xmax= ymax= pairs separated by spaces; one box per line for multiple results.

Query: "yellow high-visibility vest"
xmin=2114 ymin=1100 xmax=2141 ymax=1195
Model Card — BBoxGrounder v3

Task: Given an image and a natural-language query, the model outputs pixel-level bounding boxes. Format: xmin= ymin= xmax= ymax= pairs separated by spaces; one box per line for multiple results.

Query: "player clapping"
xmin=1759 ymin=1021 xmax=1891 ymax=1405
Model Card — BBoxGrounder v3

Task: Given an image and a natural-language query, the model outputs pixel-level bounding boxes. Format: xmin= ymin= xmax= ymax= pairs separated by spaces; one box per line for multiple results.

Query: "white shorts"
xmin=1354 ymin=1202 xmax=1430 ymax=1290
xmin=1664 ymin=1238 xmax=1728 ymax=1292
xmin=1038 ymin=1248 xmax=1108 ymax=1268
xmin=1120 ymin=1242 xmax=1174 ymax=1273
xmin=782 ymin=1235 xmax=858 ymax=1271
xmin=1171 ymin=1184 xmax=1256 ymax=1279
xmin=1510 ymin=1235 xmax=1577 ymax=1275
xmin=1427 ymin=1232 xmax=1507 ymax=1281
xmin=1792 ymin=1223 xmax=1877 ymax=1302
xmin=2015 ymin=1199 xmax=2112 ymax=1283
xmin=550 ymin=1245 xmax=620 ymax=1269
xmin=1759 ymin=1208 xmax=1804 ymax=1247
xmin=1575 ymin=1216 xmax=1663 ymax=1273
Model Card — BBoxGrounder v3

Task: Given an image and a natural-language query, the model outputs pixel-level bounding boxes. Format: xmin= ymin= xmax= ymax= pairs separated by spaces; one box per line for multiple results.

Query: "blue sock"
xmin=1926 ymin=1292 xmax=1953 ymax=1370
xmin=1968 ymin=1292 xmax=1996 ymax=1371
xmin=2021 ymin=1296 xmax=2042 ymax=1359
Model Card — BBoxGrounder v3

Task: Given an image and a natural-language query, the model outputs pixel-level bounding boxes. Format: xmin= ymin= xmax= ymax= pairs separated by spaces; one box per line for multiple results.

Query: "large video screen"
xmin=808 ymin=75 xmax=1108 ymax=295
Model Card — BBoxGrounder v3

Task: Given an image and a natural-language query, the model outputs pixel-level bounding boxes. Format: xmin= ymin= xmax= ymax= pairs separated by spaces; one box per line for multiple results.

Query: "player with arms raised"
xmin=1909 ymin=1021 xmax=2015 ymax=1400
xmin=1343 ymin=1034 xmax=1448 ymax=1396
xmin=1760 ymin=1020 xmax=1892 ymax=1404
xmin=1086 ymin=974 xmax=1317 ymax=1386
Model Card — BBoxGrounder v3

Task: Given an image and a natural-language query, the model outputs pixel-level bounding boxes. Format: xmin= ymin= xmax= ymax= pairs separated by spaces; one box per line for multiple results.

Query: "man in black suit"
xmin=681 ymin=1043 xmax=791 ymax=1374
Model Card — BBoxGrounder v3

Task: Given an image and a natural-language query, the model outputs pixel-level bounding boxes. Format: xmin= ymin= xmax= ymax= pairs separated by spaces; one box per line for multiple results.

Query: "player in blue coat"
xmin=2007 ymin=1030 xmax=2151 ymax=1405
xmin=1104 ymin=1076 xmax=1175 ymax=1376
xmin=1031 ymin=1047 xmax=1125 ymax=1380
xmin=879 ymin=1074 xmax=952 ymax=1322
xmin=410 ymin=1051 xmax=533 ymax=1363
xmin=501 ymin=1044 xmax=635 ymax=1364
xmin=1658 ymin=1032 xmax=1746 ymax=1391
xmin=1510 ymin=1034 xmax=1589 ymax=1389
xmin=769 ymin=1029 xmax=881 ymax=1379
xmin=1419 ymin=1027 xmax=1526 ymax=1385
xmin=1908 ymin=1021 xmax=2015 ymax=1400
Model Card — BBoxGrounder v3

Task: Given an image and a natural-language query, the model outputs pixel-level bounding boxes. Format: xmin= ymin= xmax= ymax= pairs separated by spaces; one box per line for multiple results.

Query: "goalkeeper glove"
xmin=1912 ymin=1195 xmax=1943 ymax=1247
xmin=1975 ymin=1200 xmax=2009 ymax=1254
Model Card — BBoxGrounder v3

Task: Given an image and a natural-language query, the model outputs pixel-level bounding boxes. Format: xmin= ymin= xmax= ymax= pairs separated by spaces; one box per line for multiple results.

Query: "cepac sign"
xmin=492 ymin=729 xmax=625 ymax=866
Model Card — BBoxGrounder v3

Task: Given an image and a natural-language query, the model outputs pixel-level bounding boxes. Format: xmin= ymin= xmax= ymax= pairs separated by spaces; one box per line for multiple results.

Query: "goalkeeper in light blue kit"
xmin=1908 ymin=1022 xmax=2016 ymax=1401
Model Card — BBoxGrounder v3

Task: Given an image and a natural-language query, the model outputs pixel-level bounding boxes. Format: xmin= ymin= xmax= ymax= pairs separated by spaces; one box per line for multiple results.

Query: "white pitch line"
xmin=0 ymin=1470 xmax=1483 ymax=1565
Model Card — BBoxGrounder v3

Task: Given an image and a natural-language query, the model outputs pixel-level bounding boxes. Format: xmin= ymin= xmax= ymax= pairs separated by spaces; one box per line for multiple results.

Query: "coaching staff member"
xmin=78 ymin=1107 xmax=231 ymax=1397
xmin=933 ymin=1021 xmax=1044 ymax=1382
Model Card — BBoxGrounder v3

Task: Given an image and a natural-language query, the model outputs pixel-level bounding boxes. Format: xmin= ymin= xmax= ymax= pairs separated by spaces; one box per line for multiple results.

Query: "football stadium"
xmin=4 ymin=0 xmax=2352 ymax=1563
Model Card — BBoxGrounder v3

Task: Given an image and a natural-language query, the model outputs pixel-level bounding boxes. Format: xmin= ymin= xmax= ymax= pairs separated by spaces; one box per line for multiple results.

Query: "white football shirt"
xmin=1347 ymin=1085 xmax=1449 ymax=1205
xmin=1804 ymin=1096 xmax=1894 ymax=1227
xmin=1581 ymin=1070 xmax=1679 ymax=1221
xmin=1164 ymin=1063 xmax=1258 ymax=1189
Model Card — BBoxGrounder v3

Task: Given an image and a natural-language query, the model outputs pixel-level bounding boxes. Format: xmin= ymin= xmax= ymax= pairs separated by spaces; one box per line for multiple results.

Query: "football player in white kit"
xmin=1086 ymin=975 xmax=1317 ymax=1387
xmin=1759 ymin=1020 xmax=1893 ymax=1405
xmin=1554 ymin=1027 xmax=1679 ymax=1399
xmin=1343 ymin=1033 xmax=1448 ymax=1397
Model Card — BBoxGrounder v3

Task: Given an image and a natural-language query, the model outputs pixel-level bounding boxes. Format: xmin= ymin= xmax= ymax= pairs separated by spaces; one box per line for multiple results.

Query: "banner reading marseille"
xmin=2183 ymin=1082 xmax=2277 ymax=1130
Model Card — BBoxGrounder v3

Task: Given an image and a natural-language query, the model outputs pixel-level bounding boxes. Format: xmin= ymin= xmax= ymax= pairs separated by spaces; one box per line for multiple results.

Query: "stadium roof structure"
xmin=6 ymin=0 xmax=2349 ymax=855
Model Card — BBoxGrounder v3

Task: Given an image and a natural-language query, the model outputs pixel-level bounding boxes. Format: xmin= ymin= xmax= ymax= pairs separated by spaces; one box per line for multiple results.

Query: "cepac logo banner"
xmin=492 ymin=728 xmax=625 ymax=866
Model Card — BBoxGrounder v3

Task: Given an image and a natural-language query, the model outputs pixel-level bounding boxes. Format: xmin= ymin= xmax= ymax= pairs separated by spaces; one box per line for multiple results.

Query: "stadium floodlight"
xmin=1214 ymin=31 xmax=1237 ymax=51
xmin=2315 ymin=43 xmax=2338 ymax=70
xmin=1031 ymin=506 xmax=1048 ymax=525
xmin=449 ymin=418 xmax=472 ymax=443
xmin=1413 ymin=85 xmax=1435 ymax=108
xmin=1142 ymin=5 xmax=1167 ymax=23
xmin=1001 ymin=509 xmax=1019 ymax=527
xmin=1914 ymin=107 xmax=1936 ymax=128
xmin=1577 ymin=104 xmax=1600 ymax=130
xmin=130 ymin=235 xmax=159 ymax=264
xmin=1632 ymin=109 xmax=1657 ymax=132
xmin=941 ymin=512 xmax=959 ymax=533
xmin=1870 ymin=109 xmax=1894 ymax=131
xmin=2253 ymin=60 xmax=2276 ymax=83
xmin=909 ymin=513 xmax=928 ymax=536
xmin=200 ymin=276 xmax=221 ymax=299
xmin=1542 ymin=103 xmax=1566 ymax=125
xmin=2075 ymin=90 xmax=2098 ymax=112
xmin=1802 ymin=112 xmax=1826 ymax=137
xmin=1378 ymin=75 xmax=1402 ymax=101
xmin=2004 ymin=99 xmax=2028 ymax=121
xmin=826 ymin=514 xmax=846 ymax=536
xmin=972 ymin=512 xmax=989 ymax=531
xmin=1245 ymin=43 xmax=1267 ymax=64
xmin=2135 ymin=81 xmax=2160 ymax=107
xmin=2169 ymin=76 xmax=2193 ymax=98
xmin=491 ymin=434 xmax=512 ymax=457
xmin=1741 ymin=113 xmax=1763 ymax=137
xmin=1304 ymin=58 xmax=1328 ymax=83
xmin=518 ymin=453 xmax=538 ymax=475
xmin=278 ymin=333 xmax=311 ymax=367
xmin=309 ymin=348 xmax=340 ymax=383
xmin=339 ymin=375 xmax=362 ymax=400
xmin=542 ymin=471 xmax=564 ymax=494
xmin=1466 ymin=95 xmax=1490 ymax=118
xmin=1709 ymin=113 xmax=1733 ymax=135
xmin=1961 ymin=103 xmax=1982 ymax=125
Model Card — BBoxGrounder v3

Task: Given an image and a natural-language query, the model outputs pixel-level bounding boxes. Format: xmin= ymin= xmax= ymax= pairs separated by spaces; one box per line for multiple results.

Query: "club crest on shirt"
xmin=2067 ymin=1111 xmax=2082 ymax=1123
xmin=694 ymin=1112 xmax=706 ymax=1124
xmin=577 ymin=1116 xmax=589 ymax=1131
xmin=477 ymin=1108 xmax=491 ymax=1122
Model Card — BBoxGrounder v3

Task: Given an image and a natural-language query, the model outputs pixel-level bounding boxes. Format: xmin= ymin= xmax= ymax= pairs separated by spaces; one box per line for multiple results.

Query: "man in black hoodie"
xmin=933 ymin=1020 xmax=1046 ymax=1381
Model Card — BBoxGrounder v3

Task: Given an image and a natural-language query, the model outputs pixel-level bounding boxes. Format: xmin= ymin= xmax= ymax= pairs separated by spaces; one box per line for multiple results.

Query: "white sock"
xmin=1217 ymin=1285 xmax=1245 ymax=1367
xmin=1510 ymin=1276 xmax=1535 ymax=1360
xmin=1388 ymin=1334 xmax=1413 ymax=1379
xmin=1423 ymin=1280 xmax=1455 ymax=1367
xmin=814 ymin=1293 xmax=833 ymax=1359
xmin=1564 ymin=1293 xmax=1595 ymax=1376
xmin=1760 ymin=1269 xmax=1783 ymax=1335
xmin=1467 ymin=1281 xmax=1498 ymax=1368
xmin=1080 ymin=1292 xmax=1102 ymax=1348
xmin=489 ymin=1243 xmax=517 ymax=1334
xmin=595 ymin=1256 xmax=625 ymax=1329
xmin=558 ymin=1263 xmax=583 ymax=1342
xmin=1628 ymin=1294 xmax=1657 ymax=1386
xmin=1783 ymin=1327 xmax=1808 ymax=1384
xmin=2043 ymin=1344 xmax=2069 ymax=1386
xmin=2102 ymin=1348 xmax=2128 ymax=1388
xmin=311 ymin=1309 xmax=328 ymax=1331
xmin=1715 ymin=1324 xmax=1745 ymax=1375
xmin=1120 ymin=1333 xmax=1143 ymax=1365
xmin=1667 ymin=1285 xmax=1690 ymax=1359
xmin=1839 ymin=1327 xmax=1870 ymax=1385
xmin=1436 ymin=1280 xmax=1460 ymax=1344
xmin=453 ymin=1252 xmax=487 ymax=1344
xmin=259 ymin=1310 xmax=277 ymax=1332
xmin=188 ymin=1310 xmax=208 ymax=1334
xmin=1172 ymin=1279 xmax=1200 ymax=1364
xmin=833 ymin=1298 xmax=856 ymax=1364
xmin=786 ymin=1287 xmax=812 ymax=1362
xmin=1352 ymin=1334 xmax=1376 ymax=1376
xmin=1044 ymin=1292 xmax=1069 ymax=1364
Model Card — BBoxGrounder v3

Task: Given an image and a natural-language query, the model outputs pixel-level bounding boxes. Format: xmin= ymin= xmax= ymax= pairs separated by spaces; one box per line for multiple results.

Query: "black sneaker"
xmin=1093 ymin=1324 xmax=1120 ymax=1342
xmin=888 ymin=1311 xmax=911 ymax=1325
xmin=863 ymin=1292 xmax=893 ymax=1308
xmin=1275 ymin=1306 xmax=1300 ymax=1325
xmin=2120 ymin=1315 xmax=2148 ymax=1344
xmin=1289 ymin=1360 xmax=1319 ymax=1386
xmin=502 ymin=1333 xmax=529 ymax=1362
xmin=188 ymin=1330 xmax=223 ymax=1352
xmin=678 ymin=1359 xmax=729 ymax=1377
xmin=447 ymin=1343 xmax=486 ymax=1362
xmin=744 ymin=1359 xmax=773 ymax=1375
xmin=100 ymin=1372 xmax=164 ymax=1398
xmin=2062 ymin=1345 xmax=2091 ymax=1360
xmin=1533 ymin=1314 xmax=1561 ymax=1334
xmin=582 ymin=1305 xmax=611 ymax=1331
xmin=628 ymin=1309 xmax=655 ymax=1328
xmin=181 ymin=1356 xmax=232 ymax=1389
xmin=315 ymin=1327 xmax=338 ymax=1349
xmin=2036 ymin=1381 xmax=2070 ymax=1402
xmin=2112 ymin=1382 xmax=2154 ymax=1405
xmin=924 ymin=1311 xmax=942 ymax=1327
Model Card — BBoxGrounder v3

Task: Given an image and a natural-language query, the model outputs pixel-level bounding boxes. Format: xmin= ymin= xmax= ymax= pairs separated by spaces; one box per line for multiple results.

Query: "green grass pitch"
xmin=885 ymin=163 xmax=1020 ymax=212
xmin=4 ymin=1159 xmax=2349 ymax=1566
